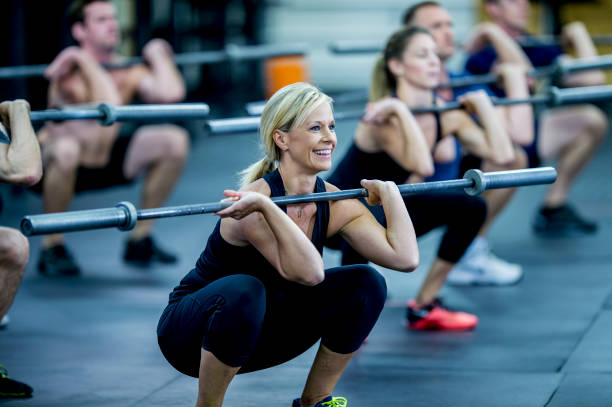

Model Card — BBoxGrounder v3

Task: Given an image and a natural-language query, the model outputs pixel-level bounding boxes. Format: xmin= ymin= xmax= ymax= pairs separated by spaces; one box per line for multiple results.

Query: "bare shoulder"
xmin=323 ymin=180 xmax=340 ymax=192
xmin=325 ymin=180 xmax=365 ymax=235
xmin=241 ymin=178 xmax=272 ymax=196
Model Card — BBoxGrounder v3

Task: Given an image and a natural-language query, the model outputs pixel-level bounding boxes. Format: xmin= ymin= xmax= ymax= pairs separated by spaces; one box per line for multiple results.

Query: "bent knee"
xmin=583 ymin=106 xmax=608 ymax=141
xmin=345 ymin=264 xmax=387 ymax=299
xmin=464 ymin=196 xmax=488 ymax=225
xmin=159 ymin=125 xmax=190 ymax=160
xmin=0 ymin=228 xmax=29 ymax=271
xmin=46 ymin=137 xmax=81 ymax=172
xmin=222 ymin=275 xmax=266 ymax=310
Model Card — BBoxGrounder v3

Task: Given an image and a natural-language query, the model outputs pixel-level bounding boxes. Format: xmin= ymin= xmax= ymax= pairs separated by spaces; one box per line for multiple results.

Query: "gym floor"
xmin=1 ymin=115 xmax=611 ymax=407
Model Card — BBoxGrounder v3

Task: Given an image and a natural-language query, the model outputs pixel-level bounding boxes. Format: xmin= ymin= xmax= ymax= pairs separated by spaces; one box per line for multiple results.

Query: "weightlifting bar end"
xmin=20 ymin=217 xmax=34 ymax=236
xmin=463 ymin=166 xmax=557 ymax=196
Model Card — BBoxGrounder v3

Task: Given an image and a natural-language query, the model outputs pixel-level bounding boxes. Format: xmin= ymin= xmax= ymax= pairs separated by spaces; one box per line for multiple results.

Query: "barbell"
xmin=444 ymin=54 xmax=612 ymax=89
xmin=20 ymin=167 xmax=557 ymax=236
xmin=207 ymin=84 xmax=612 ymax=135
xmin=0 ymin=102 xmax=210 ymax=144
xmin=329 ymin=35 xmax=612 ymax=53
xmin=0 ymin=43 xmax=309 ymax=80
xmin=328 ymin=41 xmax=612 ymax=89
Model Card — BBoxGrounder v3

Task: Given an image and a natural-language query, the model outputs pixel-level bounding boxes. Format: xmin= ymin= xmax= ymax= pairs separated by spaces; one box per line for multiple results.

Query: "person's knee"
xmin=222 ymin=275 xmax=266 ymax=325
xmin=159 ymin=125 xmax=190 ymax=161
xmin=344 ymin=264 xmax=387 ymax=304
xmin=0 ymin=229 xmax=29 ymax=273
xmin=47 ymin=138 xmax=80 ymax=173
xmin=583 ymin=106 xmax=608 ymax=142
xmin=464 ymin=196 xmax=488 ymax=226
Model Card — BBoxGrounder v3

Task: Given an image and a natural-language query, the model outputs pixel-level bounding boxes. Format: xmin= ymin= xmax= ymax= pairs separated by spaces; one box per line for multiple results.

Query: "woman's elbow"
xmin=417 ymin=162 xmax=435 ymax=178
xmin=289 ymin=262 xmax=325 ymax=286
xmin=299 ymin=268 xmax=325 ymax=286
xmin=490 ymin=145 xmax=516 ymax=167
xmin=508 ymin=127 xmax=534 ymax=147
xmin=395 ymin=252 xmax=419 ymax=273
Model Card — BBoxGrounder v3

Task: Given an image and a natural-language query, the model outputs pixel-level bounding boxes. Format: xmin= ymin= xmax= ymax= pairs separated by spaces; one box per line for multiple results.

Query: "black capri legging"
xmin=157 ymin=264 xmax=387 ymax=377
xmin=337 ymin=192 xmax=487 ymax=266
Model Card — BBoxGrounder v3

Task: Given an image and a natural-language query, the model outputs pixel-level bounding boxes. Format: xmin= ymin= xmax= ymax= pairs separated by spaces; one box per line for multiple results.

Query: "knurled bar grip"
xmin=20 ymin=167 xmax=557 ymax=236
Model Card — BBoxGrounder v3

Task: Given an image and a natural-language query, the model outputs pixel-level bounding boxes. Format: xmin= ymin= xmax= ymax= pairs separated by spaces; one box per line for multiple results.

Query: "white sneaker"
xmin=0 ymin=314 xmax=9 ymax=329
xmin=447 ymin=238 xmax=523 ymax=286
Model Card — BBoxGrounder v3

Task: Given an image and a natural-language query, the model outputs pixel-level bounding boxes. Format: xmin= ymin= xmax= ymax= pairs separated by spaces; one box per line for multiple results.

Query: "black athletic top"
xmin=168 ymin=169 xmax=330 ymax=303
xmin=328 ymin=101 xmax=443 ymax=190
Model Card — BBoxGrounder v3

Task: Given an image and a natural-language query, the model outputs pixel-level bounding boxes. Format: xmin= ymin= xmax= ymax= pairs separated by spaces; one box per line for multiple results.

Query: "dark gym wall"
xmin=0 ymin=0 xmax=266 ymax=113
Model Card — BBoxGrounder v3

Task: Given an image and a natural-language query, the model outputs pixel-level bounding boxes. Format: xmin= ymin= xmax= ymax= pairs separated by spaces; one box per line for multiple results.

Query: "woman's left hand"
xmin=361 ymin=179 xmax=398 ymax=206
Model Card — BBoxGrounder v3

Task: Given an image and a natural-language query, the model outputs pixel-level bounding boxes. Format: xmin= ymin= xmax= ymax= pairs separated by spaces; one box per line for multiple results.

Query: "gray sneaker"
xmin=447 ymin=239 xmax=523 ymax=286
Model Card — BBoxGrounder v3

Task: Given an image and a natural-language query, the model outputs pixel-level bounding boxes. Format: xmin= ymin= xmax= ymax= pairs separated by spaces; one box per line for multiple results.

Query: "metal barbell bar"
xmin=0 ymin=43 xmax=309 ymax=80
xmin=206 ymin=85 xmax=612 ymax=135
xmin=20 ymin=167 xmax=557 ymax=236
xmin=329 ymin=35 xmax=612 ymax=54
xmin=0 ymin=103 xmax=210 ymax=144
xmin=30 ymin=103 xmax=210 ymax=126
xmin=441 ymin=55 xmax=612 ymax=89
xmin=328 ymin=40 xmax=612 ymax=89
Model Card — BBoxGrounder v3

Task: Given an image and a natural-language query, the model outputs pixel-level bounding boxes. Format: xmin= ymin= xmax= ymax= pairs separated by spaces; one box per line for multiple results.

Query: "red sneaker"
xmin=406 ymin=298 xmax=478 ymax=331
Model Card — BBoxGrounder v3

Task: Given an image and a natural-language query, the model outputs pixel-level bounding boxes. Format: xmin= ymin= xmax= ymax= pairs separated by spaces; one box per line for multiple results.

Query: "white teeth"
xmin=314 ymin=149 xmax=331 ymax=156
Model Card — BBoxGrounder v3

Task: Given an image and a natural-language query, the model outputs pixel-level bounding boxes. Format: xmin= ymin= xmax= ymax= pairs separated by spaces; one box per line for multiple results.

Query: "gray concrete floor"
xmin=1 ymin=117 xmax=611 ymax=406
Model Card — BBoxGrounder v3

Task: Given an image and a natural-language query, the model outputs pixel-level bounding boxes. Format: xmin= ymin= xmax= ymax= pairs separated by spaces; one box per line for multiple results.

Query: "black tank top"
xmin=168 ymin=169 xmax=330 ymax=303
xmin=328 ymin=95 xmax=443 ymax=190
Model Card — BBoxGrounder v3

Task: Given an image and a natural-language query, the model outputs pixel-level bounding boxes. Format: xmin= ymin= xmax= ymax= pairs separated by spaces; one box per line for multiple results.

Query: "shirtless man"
xmin=37 ymin=0 xmax=189 ymax=275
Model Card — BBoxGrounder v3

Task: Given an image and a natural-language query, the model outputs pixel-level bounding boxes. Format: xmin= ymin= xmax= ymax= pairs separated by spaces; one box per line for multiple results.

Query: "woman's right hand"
xmin=362 ymin=97 xmax=405 ymax=125
xmin=215 ymin=190 xmax=270 ymax=219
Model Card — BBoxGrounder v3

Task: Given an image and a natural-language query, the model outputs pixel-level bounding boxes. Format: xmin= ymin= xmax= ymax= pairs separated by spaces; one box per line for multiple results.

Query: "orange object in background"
xmin=263 ymin=55 xmax=309 ymax=99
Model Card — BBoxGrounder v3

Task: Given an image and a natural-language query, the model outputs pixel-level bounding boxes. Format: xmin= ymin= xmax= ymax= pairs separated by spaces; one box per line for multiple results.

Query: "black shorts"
xmin=73 ymin=134 xmax=133 ymax=192
xmin=30 ymin=130 xmax=135 ymax=194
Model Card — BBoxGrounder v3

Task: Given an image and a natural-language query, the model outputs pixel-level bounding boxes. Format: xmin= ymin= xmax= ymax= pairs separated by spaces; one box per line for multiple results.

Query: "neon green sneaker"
xmin=292 ymin=395 xmax=347 ymax=406
xmin=0 ymin=366 xmax=33 ymax=398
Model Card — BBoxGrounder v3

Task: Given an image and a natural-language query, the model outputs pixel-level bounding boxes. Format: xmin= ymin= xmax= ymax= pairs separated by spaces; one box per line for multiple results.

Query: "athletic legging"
xmin=157 ymin=264 xmax=387 ymax=377
xmin=339 ymin=192 xmax=487 ymax=265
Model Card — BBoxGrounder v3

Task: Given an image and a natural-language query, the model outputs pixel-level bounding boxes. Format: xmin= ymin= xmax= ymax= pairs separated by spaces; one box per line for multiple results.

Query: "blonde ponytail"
xmin=369 ymin=55 xmax=393 ymax=102
xmin=239 ymin=156 xmax=277 ymax=188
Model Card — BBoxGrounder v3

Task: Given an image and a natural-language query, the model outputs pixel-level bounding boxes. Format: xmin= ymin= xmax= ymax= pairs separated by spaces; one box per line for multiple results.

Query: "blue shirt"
xmin=464 ymin=39 xmax=564 ymax=96
xmin=424 ymin=70 xmax=494 ymax=182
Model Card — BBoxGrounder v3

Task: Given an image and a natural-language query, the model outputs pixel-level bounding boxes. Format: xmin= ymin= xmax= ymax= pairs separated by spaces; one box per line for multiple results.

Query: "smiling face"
xmin=389 ymin=33 xmax=441 ymax=90
xmin=275 ymin=102 xmax=336 ymax=174
xmin=411 ymin=5 xmax=455 ymax=61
